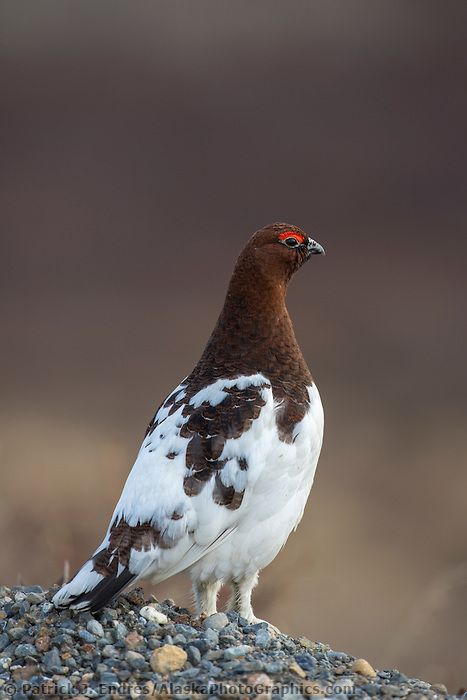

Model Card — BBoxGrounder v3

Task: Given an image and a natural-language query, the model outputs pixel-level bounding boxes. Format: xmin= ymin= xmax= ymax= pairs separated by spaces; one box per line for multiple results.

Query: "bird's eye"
xmin=283 ymin=237 xmax=300 ymax=248
xmin=278 ymin=231 xmax=305 ymax=248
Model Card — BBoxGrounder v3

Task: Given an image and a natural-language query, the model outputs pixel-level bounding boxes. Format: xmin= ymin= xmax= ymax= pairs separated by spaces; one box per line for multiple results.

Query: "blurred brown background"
xmin=1 ymin=0 xmax=467 ymax=690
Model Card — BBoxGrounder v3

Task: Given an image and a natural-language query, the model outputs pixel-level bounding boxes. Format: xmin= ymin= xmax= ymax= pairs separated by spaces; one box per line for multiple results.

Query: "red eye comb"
xmin=278 ymin=231 xmax=305 ymax=244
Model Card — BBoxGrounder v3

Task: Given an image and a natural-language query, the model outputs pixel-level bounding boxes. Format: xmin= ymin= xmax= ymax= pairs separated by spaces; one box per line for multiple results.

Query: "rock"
xmin=124 ymin=630 xmax=143 ymax=649
xmin=187 ymin=645 xmax=201 ymax=666
xmin=15 ymin=643 xmax=38 ymax=658
xmin=0 ymin=633 xmax=9 ymax=651
xmin=247 ymin=673 xmax=273 ymax=691
xmin=140 ymin=605 xmax=169 ymax=624
xmin=203 ymin=612 xmax=229 ymax=631
xmin=86 ymin=620 xmax=104 ymax=638
xmin=126 ymin=650 xmax=147 ymax=670
xmin=430 ymin=684 xmax=448 ymax=694
xmin=78 ymin=630 xmax=97 ymax=644
xmin=224 ymin=645 xmax=252 ymax=660
xmin=255 ymin=627 xmax=272 ymax=648
xmin=150 ymin=644 xmax=187 ymax=674
xmin=42 ymin=647 xmax=62 ymax=672
xmin=26 ymin=592 xmax=45 ymax=605
xmin=204 ymin=649 xmax=223 ymax=661
xmin=100 ymin=671 xmax=119 ymax=685
xmin=289 ymin=660 xmax=307 ymax=678
xmin=34 ymin=635 xmax=51 ymax=652
xmin=0 ymin=656 xmax=12 ymax=670
xmin=8 ymin=626 xmax=26 ymax=641
xmin=351 ymin=658 xmax=377 ymax=677
xmin=204 ymin=627 xmax=219 ymax=648
xmin=113 ymin=621 xmax=128 ymax=640
xmin=101 ymin=644 xmax=119 ymax=658
xmin=56 ymin=677 xmax=73 ymax=694
xmin=297 ymin=636 xmax=313 ymax=649
xmin=294 ymin=652 xmax=317 ymax=673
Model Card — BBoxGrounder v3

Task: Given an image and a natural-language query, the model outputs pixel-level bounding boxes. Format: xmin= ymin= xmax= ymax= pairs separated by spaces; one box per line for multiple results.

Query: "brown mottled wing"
xmin=179 ymin=383 xmax=269 ymax=507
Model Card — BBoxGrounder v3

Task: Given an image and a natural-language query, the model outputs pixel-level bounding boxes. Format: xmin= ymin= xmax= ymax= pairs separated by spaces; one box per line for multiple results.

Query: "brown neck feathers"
xmin=190 ymin=247 xmax=312 ymax=391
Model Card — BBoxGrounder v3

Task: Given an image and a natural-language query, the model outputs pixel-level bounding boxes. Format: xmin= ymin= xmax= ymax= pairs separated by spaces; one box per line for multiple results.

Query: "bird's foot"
xmin=246 ymin=616 xmax=280 ymax=635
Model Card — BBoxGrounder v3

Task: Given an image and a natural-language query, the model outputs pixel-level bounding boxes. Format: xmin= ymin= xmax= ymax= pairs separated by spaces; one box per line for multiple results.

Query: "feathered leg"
xmin=228 ymin=571 xmax=258 ymax=621
xmin=193 ymin=578 xmax=222 ymax=616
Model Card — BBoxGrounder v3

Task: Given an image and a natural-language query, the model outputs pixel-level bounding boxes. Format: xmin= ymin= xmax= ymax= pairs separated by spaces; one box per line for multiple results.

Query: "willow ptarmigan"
xmin=53 ymin=222 xmax=325 ymax=622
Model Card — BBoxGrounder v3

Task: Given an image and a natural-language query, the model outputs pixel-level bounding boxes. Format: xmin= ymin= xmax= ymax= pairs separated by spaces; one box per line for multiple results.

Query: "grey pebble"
xmin=0 ymin=632 xmax=9 ymax=651
xmin=223 ymin=644 xmax=251 ymax=660
xmin=79 ymin=630 xmax=97 ymax=643
xmin=15 ymin=643 xmax=37 ymax=658
xmin=187 ymin=645 xmax=201 ymax=666
xmin=242 ymin=621 xmax=268 ymax=634
xmin=52 ymin=632 xmax=73 ymax=645
xmin=102 ymin=644 xmax=119 ymax=658
xmin=87 ymin=619 xmax=104 ymax=638
xmin=8 ymin=627 xmax=27 ymax=641
xmin=175 ymin=624 xmax=198 ymax=638
xmin=58 ymin=618 xmax=76 ymax=630
xmin=204 ymin=627 xmax=219 ymax=648
xmin=264 ymin=660 xmax=287 ymax=673
xmin=255 ymin=627 xmax=272 ymax=648
xmin=99 ymin=671 xmax=119 ymax=685
xmin=361 ymin=683 xmax=383 ymax=696
xmin=203 ymin=612 xmax=229 ymax=631
xmin=26 ymin=592 xmax=45 ymax=605
xmin=126 ymin=650 xmax=147 ymax=670
xmin=42 ymin=646 xmax=62 ymax=672
xmin=204 ymin=649 xmax=224 ymax=661
xmin=294 ymin=652 xmax=317 ymax=673
xmin=113 ymin=622 xmax=128 ymax=640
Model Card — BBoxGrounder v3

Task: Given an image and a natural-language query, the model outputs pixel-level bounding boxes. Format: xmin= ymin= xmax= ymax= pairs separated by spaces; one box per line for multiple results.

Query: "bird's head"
xmin=239 ymin=222 xmax=325 ymax=285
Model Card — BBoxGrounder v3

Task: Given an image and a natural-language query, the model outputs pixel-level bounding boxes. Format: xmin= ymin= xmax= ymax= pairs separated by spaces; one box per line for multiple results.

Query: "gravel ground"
xmin=0 ymin=585 xmax=458 ymax=699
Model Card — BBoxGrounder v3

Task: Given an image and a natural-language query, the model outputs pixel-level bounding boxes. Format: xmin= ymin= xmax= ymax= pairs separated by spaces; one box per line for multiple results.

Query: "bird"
xmin=53 ymin=222 xmax=325 ymax=624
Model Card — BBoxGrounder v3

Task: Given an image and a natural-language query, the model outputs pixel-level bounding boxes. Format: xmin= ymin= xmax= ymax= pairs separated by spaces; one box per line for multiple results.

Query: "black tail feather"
xmin=68 ymin=569 xmax=136 ymax=613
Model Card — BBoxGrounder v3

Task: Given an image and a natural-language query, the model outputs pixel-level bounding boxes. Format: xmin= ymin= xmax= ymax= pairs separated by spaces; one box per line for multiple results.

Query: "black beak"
xmin=307 ymin=237 xmax=325 ymax=256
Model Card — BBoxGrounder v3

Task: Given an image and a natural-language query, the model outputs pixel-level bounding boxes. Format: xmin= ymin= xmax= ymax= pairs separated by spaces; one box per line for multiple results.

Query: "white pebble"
xmin=139 ymin=605 xmax=168 ymax=624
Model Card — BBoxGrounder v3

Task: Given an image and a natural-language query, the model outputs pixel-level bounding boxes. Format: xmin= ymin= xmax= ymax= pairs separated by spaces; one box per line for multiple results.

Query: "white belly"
xmin=191 ymin=382 xmax=324 ymax=582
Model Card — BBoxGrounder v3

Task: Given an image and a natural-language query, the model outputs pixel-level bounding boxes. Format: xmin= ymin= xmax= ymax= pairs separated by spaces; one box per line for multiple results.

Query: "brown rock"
xmin=431 ymin=684 xmax=448 ymax=695
xmin=289 ymin=660 xmax=307 ymax=678
xmin=12 ymin=665 xmax=38 ymax=681
xmin=78 ymin=672 xmax=94 ymax=689
xmin=298 ymin=636 xmax=313 ymax=649
xmin=150 ymin=645 xmax=187 ymax=674
xmin=35 ymin=635 xmax=51 ymax=652
xmin=351 ymin=658 xmax=376 ymax=677
xmin=247 ymin=673 xmax=273 ymax=691
xmin=125 ymin=630 xmax=144 ymax=649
